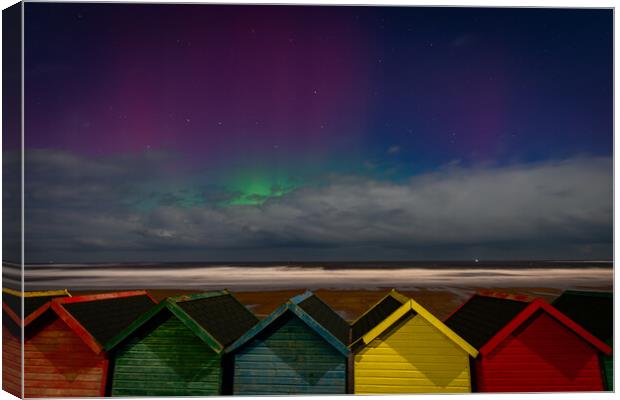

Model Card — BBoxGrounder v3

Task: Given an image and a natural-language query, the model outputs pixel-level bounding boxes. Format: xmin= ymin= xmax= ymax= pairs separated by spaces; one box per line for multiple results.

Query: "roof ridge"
xmin=53 ymin=290 xmax=148 ymax=304
xmin=355 ymin=299 xmax=478 ymax=357
xmin=480 ymin=298 xmax=612 ymax=357
xmin=476 ymin=290 xmax=536 ymax=303
xmin=294 ymin=291 xmax=349 ymax=327
xmin=105 ymin=298 xmax=224 ymax=353
xmin=556 ymin=289 xmax=613 ymax=298
xmin=351 ymin=289 xmax=409 ymax=327
xmin=168 ymin=290 xmax=228 ymax=303
xmin=388 ymin=289 xmax=410 ymax=304
xmin=226 ymin=301 xmax=349 ymax=357
xmin=3 ymin=288 xmax=71 ymax=297
xmin=289 ymin=290 xmax=313 ymax=304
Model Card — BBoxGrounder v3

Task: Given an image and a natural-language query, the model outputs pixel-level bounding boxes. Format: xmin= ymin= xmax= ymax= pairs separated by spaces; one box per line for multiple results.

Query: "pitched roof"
xmin=446 ymin=291 xmax=612 ymax=357
xmin=173 ymin=291 xmax=259 ymax=347
xmin=444 ymin=292 xmax=529 ymax=349
xmin=106 ymin=291 xmax=258 ymax=354
xmin=353 ymin=297 xmax=478 ymax=357
xmin=552 ymin=290 xmax=613 ymax=343
xmin=2 ymin=288 xmax=71 ymax=326
xmin=351 ymin=289 xmax=409 ymax=343
xmin=226 ymin=291 xmax=350 ymax=357
xmin=292 ymin=291 xmax=350 ymax=345
xmin=52 ymin=291 xmax=157 ymax=353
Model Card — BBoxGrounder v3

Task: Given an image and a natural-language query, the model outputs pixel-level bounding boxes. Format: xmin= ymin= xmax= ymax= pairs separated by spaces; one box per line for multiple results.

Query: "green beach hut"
xmin=106 ymin=291 xmax=258 ymax=396
xmin=553 ymin=290 xmax=613 ymax=390
xmin=226 ymin=291 xmax=351 ymax=395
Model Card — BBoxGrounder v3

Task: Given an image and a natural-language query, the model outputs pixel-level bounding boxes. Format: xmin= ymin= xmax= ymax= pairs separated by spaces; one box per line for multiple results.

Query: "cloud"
xmin=387 ymin=145 xmax=401 ymax=155
xmin=13 ymin=149 xmax=612 ymax=262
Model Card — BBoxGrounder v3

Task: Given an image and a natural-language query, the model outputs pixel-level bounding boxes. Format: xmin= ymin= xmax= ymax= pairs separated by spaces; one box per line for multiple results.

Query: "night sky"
xmin=19 ymin=4 xmax=613 ymax=262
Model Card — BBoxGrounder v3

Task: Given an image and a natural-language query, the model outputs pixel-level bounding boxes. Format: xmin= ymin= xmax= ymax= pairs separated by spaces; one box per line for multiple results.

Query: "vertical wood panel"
xmin=110 ymin=312 xmax=221 ymax=396
xmin=354 ymin=314 xmax=471 ymax=394
xmin=233 ymin=314 xmax=346 ymax=395
xmin=477 ymin=312 xmax=605 ymax=392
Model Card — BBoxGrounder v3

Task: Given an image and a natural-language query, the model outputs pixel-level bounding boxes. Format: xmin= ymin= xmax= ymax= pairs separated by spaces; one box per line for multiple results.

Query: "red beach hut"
xmin=20 ymin=291 xmax=156 ymax=397
xmin=2 ymin=288 xmax=72 ymax=398
xmin=444 ymin=291 xmax=612 ymax=392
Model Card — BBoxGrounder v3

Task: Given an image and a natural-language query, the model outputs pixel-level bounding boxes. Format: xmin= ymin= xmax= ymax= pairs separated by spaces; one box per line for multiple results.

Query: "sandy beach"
xmin=70 ymin=285 xmax=611 ymax=322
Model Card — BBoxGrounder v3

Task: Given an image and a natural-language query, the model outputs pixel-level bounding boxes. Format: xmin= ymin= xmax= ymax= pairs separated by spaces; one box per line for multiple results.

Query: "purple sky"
xmin=14 ymin=4 xmax=613 ymax=262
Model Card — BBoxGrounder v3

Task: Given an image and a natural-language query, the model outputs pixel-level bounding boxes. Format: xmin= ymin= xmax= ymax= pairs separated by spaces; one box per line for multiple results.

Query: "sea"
xmin=2 ymin=260 xmax=613 ymax=291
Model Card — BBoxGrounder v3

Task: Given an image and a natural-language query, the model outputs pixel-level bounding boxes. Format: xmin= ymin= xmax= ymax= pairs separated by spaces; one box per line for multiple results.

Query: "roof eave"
xmin=51 ymin=301 xmax=105 ymax=355
xmin=480 ymin=299 xmax=612 ymax=357
xmin=356 ymin=299 xmax=478 ymax=358
xmin=225 ymin=301 xmax=350 ymax=357
xmin=224 ymin=302 xmax=290 ymax=354
xmin=104 ymin=301 xmax=169 ymax=352
xmin=166 ymin=300 xmax=225 ymax=353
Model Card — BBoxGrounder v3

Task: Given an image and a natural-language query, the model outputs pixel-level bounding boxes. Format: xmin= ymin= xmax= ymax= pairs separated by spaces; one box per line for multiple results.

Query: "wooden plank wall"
xmin=3 ymin=325 xmax=22 ymax=397
xmin=476 ymin=312 xmax=605 ymax=392
xmin=24 ymin=316 xmax=107 ymax=397
xmin=110 ymin=312 xmax=221 ymax=396
xmin=602 ymin=353 xmax=613 ymax=390
xmin=354 ymin=313 xmax=471 ymax=394
xmin=233 ymin=313 xmax=347 ymax=395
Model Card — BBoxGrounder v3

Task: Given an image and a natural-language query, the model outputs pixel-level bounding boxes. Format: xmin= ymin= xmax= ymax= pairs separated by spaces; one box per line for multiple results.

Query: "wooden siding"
xmin=3 ymin=326 xmax=22 ymax=397
xmin=476 ymin=312 xmax=604 ymax=392
xmin=110 ymin=312 xmax=222 ymax=396
xmin=233 ymin=313 xmax=347 ymax=395
xmin=354 ymin=313 xmax=471 ymax=394
xmin=602 ymin=353 xmax=613 ymax=390
xmin=24 ymin=315 xmax=107 ymax=397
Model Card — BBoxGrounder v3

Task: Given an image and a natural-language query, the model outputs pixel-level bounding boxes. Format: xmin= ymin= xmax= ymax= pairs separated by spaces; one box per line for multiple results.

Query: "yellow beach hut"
xmin=350 ymin=291 xmax=478 ymax=394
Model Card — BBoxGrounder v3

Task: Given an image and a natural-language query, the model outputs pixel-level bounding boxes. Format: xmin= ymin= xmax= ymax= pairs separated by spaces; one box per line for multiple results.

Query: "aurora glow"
xmin=19 ymin=4 xmax=612 ymax=262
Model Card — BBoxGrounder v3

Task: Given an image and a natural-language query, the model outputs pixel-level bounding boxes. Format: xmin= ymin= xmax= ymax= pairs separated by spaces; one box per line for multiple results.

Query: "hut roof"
xmin=445 ymin=291 xmax=612 ymax=356
xmin=51 ymin=291 xmax=157 ymax=354
xmin=350 ymin=289 xmax=409 ymax=343
xmin=292 ymin=291 xmax=350 ymax=345
xmin=226 ymin=291 xmax=350 ymax=357
xmin=106 ymin=291 xmax=258 ymax=354
xmin=552 ymin=290 xmax=613 ymax=343
xmin=2 ymin=288 xmax=71 ymax=326
xmin=352 ymin=297 xmax=478 ymax=357
xmin=444 ymin=292 xmax=530 ymax=350
xmin=174 ymin=291 xmax=259 ymax=347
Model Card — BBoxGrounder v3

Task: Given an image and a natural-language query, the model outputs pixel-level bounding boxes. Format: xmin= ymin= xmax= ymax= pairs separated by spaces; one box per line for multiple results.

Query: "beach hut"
xmin=20 ymin=291 xmax=156 ymax=397
xmin=350 ymin=289 xmax=410 ymax=344
xmin=226 ymin=291 xmax=351 ymax=395
xmin=350 ymin=290 xmax=478 ymax=394
xmin=105 ymin=291 xmax=258 ymax=396
xmin=2 ymin=288 xmax=71 ymax=397
xmin=553 ymin=290 xmax=613 ymax=390
xmin=445 ymin=291 xmax=612 ymax=392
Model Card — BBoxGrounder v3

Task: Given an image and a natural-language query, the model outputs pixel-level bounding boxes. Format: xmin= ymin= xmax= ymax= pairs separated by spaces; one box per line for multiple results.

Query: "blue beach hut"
xmin=225 ymin=291 xmax=350 ymax=395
